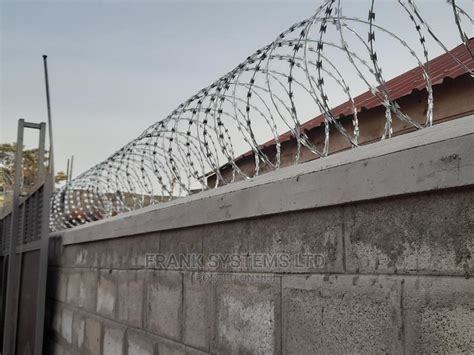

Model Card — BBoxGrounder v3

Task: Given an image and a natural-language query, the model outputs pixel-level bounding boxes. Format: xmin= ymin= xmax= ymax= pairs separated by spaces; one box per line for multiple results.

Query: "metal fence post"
xmin=2 ymin=119 xmax=25 ymax=355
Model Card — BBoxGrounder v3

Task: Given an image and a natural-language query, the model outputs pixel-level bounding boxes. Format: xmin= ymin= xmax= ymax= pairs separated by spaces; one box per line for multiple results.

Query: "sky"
xmin=1 ymin=0 xmax=472 ymax=177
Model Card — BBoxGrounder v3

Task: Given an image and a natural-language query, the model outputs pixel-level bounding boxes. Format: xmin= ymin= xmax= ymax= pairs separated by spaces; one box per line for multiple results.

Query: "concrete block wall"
xmin=46 ymin=117 xmax=474 ymax=354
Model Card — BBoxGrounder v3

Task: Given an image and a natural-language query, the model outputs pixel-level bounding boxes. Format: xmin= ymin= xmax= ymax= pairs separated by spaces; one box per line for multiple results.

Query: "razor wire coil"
xmin=50 ymin=0 xmax=473 ymax=231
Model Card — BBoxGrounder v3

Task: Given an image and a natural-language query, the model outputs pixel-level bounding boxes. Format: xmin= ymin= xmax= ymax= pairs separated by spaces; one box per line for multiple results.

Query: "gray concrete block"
xmin=72 ymin=313 xmax=85 ymax=350
xmin=185 ymin=347 xmax=211 ymax=355
xmin=97 ymin=269 xmax=117 ymax=318
xmin=126 ymin=234 xmax=160 ymax=269
xmin=98 ymin=238 xmax=132 ymax=269
xmin=74 ymin=242 xmax=102 ymax=268
xmin=183 ymin=272 xmax=212 ymax=351
xmin=282 ymin=275 xmax=403 ymax=354
xmin=56 ymin=269 xmax=69 ymax=302
xmin=103 ymin=324 xmax=125 ymax=355
xmin=66 ymin=268 xmax=97 ymax=311
xmin=156 ymin=339 xmax=185 ymax=355
xmin=159 ymin=228 xmax=203 ymax=271
xmin=76 ymin=240 xmax=116 ymax=269
xmin=61 ymin=243 xmax=90 ymax=267
xmin=61 ymin=308 xmax=73 ymax=344
xmin=345 ymin=188 xmax=474 ymax=276
xmin=127 ymin=329 xmax=155 ymax=355
xmin=79 ymin=269 xmax=98 ymax=312
xmin=60 ymin=239 xmax=118 ymax=269
xmin=145 ymin=270 xmax=183 ymax=340
xmin=403 ymin=276 xmax=474 ymax=354
xmin=84 ymin=317 xmax=102 ymax=355
xmin=246 ymin=208 xmax=343 ymax=273
xmin=66 ymin=269 xmax=81 ymax=306
xmin=61 ymin=232 xmax=160 ymax=269
xmin=202 ymin=207 xmax=343 ymax=273
xmin=117 ymin=270 xmax=145 ymax=327
xmin=201 ymin=222 xmax=250 ymax=272
xmin=212 ymin=274 xmax=280 ymax=354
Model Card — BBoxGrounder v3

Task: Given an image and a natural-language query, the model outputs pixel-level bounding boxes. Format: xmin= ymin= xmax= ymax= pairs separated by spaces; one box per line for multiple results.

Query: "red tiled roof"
xmin=235 ymin=39 xmax=473 ymax=162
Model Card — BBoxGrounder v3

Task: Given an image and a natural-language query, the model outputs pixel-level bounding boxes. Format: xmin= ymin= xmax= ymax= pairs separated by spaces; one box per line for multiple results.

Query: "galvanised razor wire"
xmin=50 ymin=0 xmax=473 ymax=231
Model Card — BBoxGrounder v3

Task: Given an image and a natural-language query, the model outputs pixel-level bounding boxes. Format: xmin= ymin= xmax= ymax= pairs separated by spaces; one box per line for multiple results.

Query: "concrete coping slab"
xmin=53 ymin=115 xmax=474 ymax=245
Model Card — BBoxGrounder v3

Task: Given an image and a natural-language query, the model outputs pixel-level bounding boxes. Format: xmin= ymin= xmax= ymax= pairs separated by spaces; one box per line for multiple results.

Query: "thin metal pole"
xmin=69 ymin=155 xmax=74 ymax=182
xmin=42 ymin=55 xmax=54 ymax=177
xmin=66 ymin=158 xmax=70 ymax=182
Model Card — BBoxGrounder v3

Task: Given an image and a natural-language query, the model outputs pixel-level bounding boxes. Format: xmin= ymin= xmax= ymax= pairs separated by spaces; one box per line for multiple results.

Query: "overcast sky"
xmin=1 ymin=0 xmax=471 ymax=177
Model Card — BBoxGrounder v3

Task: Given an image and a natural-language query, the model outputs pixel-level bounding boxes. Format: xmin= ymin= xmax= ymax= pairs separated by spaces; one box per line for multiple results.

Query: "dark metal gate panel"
xmin=0 ymin=255 xmax=7 ymax=352
xmin=0 ymin=119 xmax=52 ymax=355
xmin=16 ymin=250 xmax=40 ymax=355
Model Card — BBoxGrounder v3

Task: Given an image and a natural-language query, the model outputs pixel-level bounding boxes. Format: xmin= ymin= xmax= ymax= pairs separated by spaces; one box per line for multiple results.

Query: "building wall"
xmin=209 ymin=73 xmax=474 ymax=186
xmin=45 ymin=117 xmax=474 ymax=354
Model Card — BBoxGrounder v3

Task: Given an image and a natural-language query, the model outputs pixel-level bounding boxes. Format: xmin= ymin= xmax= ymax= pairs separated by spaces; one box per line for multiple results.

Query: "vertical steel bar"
xmin=2 ymin=119 xmax=24 ymax=355
xmin=10 ymin=245 xmax=23 ymax=352
xmin=37 ymin=122 xmax=46 ymax=180
xmin=34 ymin=172 xmax=52 ymax=355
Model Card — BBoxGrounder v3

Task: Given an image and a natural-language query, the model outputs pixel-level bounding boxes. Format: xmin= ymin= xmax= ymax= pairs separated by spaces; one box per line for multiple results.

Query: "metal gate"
xmin=0 ymin=119 xmax=53 ymax=355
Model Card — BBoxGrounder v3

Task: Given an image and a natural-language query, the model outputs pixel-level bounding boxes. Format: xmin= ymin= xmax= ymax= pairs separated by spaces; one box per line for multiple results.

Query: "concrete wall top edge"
xmin=54 ymin=115 xmax=474 ymax=245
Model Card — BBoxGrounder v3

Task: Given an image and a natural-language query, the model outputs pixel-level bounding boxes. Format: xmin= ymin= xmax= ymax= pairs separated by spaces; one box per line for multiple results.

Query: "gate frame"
xmin=1 ymin=119 xmax=52 ymax=355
